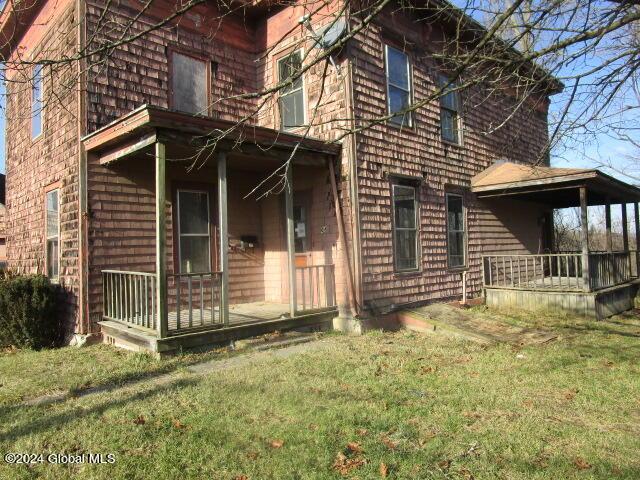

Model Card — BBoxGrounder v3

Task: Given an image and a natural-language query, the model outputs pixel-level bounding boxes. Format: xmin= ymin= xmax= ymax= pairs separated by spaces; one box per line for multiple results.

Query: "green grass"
xmin=0 ymin=310 xmax=639 ymax=479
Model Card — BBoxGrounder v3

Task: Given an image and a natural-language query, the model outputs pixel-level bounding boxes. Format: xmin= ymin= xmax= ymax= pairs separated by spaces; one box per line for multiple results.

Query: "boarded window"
xmin=32 ymin=65 xmax=43 ymax=138
xmin=446 ymin=193 xmax=466 ymax=268
xmin=171 ymin=52 xmax=208 ymax=115
xmin=278 ymin=50 xmax=305 ymax=130
xmin=392 ymin=183 xmax=418 ymax=271
xmin=438 ymin=75 xmax=461 ymax=144
xmin=177 ymin=190 xmax=211 ymax=273
xmin=385 ymin=45 xmax=412 ymax=127
xmin=46 ymin=189 xmax=59 ymax=281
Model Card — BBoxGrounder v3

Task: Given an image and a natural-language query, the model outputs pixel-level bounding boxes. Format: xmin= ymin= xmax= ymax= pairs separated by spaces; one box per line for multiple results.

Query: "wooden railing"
xmin=483 ymin=254 xmax=583 ymax=291
xmin=296 ymin=264 xmax=336 ymax=312
xmin=102 ymin=270 xmax=157 ymax=330
xmin=589 ymin=252 xmax=631 ymax=290
xmin=167 ymin=272 xmax=223 ymax=333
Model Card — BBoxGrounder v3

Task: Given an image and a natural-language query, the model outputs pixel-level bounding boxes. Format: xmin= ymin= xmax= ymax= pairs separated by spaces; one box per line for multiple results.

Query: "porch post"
xmin=155 ymin=141 xmax=168 ymax=338
xmin=605 ymin=198 xmax=613 ymax=252
xmin=580 ymin=186 xmax=591 ymax=292
xmin=217 ymin=151 xmax=229 ymax=326
xmin=285 ymin=165 xmax=297 ymax=317
xmin=635 ymin=202 xmax=640 ymax=276
xmin=622 ymin=203 xmax=629 ymax=251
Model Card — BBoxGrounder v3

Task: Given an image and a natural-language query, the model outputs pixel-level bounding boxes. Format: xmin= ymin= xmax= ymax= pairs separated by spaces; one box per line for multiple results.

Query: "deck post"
xmin=635 ymin=203 xmax=640 ymax=277
xmin=155 ymin=141 xmax=168 ymax=338
xmin=605 ymin=198 xmax=613 ymax=252
xmin=622 ymin=203 xmax=629 ymax=251
xmin=218 ymin=151 xmax=229 ymax=326
xmin=580 ymin=186 xmax=591 ymax=292
xmin=285 ymin=164 xmax=297 ymax=317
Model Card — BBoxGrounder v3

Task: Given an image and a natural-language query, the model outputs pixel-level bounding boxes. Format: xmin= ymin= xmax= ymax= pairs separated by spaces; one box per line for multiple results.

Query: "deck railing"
xmin=102 ymin=270 xmax=157 ymax=330
xmin=167 ymin=272 xmax=223 ymax=333
xmin=296 ymin=264 xmax=336 ymax=312
xmin=483 ymin=251 xmax=636 ymax=292
xmin=483 ymin=254 xmax=583 ymax=290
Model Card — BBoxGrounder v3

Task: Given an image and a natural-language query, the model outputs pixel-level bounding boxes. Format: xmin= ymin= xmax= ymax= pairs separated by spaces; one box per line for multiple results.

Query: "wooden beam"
xmin=155 ymin=141 xmax=168 ymax=338
xmin=285 ymin=165 xmax=297 ymax=317
xmin=605 ymin=198 xmax=613 ymax=252
xmin=580 ymin=186 xmax=591 ymax=292
xmin=99 ymin=131 xmax=156 ymax=165
xmin=217 ymin=151 xmax=229 ymax=326
xmin=622 ymin=203 xmax=629 ymax=251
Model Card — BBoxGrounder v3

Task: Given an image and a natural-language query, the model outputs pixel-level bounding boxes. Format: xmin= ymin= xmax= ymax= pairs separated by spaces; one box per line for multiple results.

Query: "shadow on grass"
xmin=0 ymin=376 xmax=198 ymax=443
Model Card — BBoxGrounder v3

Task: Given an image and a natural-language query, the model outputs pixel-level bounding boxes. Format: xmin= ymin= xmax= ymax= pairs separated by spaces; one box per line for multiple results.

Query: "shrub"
xmin=0 ymin=274 xmax=62 ymax=349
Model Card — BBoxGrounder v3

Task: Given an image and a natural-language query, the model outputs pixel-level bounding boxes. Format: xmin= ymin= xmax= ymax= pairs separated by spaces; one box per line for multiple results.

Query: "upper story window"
xmin=278 ymin=50 xmax=305 ymax=130
xmin=45 ymin=189 xmax=59 ymax=281
xmin=385 ymin=45 xmax=412 ymax=127
xmin=177 ymin=190 xmax=211 ymax=273
xmin=32 ymin=65 xmax=43 ymax=139
xmin=446 ymin=193 xmax=466 ymax=268
xmin=171 ymin=51 xmax=209 ymax=115
xmin=392 ymin=182 xmax=419 ymax=271
xmin=438 ymin=75 xmax=461 ymax=144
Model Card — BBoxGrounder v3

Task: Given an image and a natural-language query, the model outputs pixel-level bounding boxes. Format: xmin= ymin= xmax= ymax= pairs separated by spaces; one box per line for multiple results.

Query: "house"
xmin=1 ymin=0 xmax=639 ymax=354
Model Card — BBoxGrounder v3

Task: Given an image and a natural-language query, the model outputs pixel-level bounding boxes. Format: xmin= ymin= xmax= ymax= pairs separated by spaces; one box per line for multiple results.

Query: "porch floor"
xmin=511 ymin=276 xmax=583 ymax=291
xmin=168 ymin=301 xmax=290 ymax=332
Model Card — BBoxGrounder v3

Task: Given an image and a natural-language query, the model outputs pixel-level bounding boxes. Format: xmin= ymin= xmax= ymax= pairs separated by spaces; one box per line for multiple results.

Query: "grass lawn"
xmin=0 ymin=308 xmax=639 ymax=479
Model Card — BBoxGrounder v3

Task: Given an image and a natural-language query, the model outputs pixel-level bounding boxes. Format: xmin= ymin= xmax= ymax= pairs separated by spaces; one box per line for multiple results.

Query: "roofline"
xmin=0 ymin=0 xmax=44 ymax=60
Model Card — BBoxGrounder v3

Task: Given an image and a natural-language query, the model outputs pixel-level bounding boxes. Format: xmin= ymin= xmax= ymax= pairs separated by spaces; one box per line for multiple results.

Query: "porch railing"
xmin=483 ymin=251 xmax=636 ymax=292
xmin=102 ymin=270 xmax=157 ymax=330
xmin=167 ymin=272 xmax=223 ymax=333
xmin=295 ymin=264 xmax=336 ymax=311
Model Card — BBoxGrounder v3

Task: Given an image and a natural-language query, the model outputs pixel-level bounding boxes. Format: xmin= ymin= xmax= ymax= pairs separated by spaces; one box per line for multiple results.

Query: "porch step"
xmin=99 ymin=309 xmax=337 ymax=356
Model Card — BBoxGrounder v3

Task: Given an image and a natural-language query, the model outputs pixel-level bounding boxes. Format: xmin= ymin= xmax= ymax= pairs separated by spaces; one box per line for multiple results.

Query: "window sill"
xmin=387 ymin=119 xmax=415 ymax=132
xmin=393 ymin=269 xmax=422 ymax=279
xmin=447 ymin=265 xmax=468 ymax=274
xmin=441 ymin=138 xmax=463 ymax=148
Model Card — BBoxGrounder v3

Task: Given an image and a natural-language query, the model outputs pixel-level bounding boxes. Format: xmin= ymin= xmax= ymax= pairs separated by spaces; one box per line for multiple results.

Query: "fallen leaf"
xmin=233 ymin=476 xmax=248 ymax=480
xmin=133 ymin=415 xmax=145 ymax=425
xmin=522 ymin=399 xmax=534 ymax=408
xmin=246 ymin=451 xmax=259 ymax=460
xmin=356 ymin=428 xmax=369 ymax=436
xmin=459 ymin=467 xmax=475 ymax=480
xmin=381 ymin=436 xmax=398 ymax=450
xmin=346 ymin=442 xmax=363 ymax=454
xmin=379 ymin=462 xmax=389 ymax=477
xmin=269 ymin=439 xmax=284 ymax=449
xmin=437 ymin=459 xmax=451 ymax=471
xmin=333 ymin=452 xmax=367 ymax=476
xmin=172 ymin=419 xmax=186 ymax=429
xmin=574 ymin=457 xmax=592 ymax=470
xmin=564 ymin=390 xmax=578 ymax=401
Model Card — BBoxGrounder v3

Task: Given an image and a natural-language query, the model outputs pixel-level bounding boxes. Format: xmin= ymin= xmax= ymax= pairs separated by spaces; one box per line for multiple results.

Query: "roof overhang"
xmin=471 ymin=162 xmax=640 ymax=208
xmin=81 ymin=105 xmax=341 ymax=167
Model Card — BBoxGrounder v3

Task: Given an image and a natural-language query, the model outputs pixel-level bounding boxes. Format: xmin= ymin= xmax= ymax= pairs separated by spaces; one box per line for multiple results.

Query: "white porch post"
xmin=285 ymin=165 xmax=297 ymax=317
xmin=217 ymin=151 xmax=229 ymax=326
xmin=605 ymin=197 xmax=613 ymax=252
xmin=155 ymin=141 xmax=168 ymax=338
xmin=580 ymin=186 xmax=591 ymax=292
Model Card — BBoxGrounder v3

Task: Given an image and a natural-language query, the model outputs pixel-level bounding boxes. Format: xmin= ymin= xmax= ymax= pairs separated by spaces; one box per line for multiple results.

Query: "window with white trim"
xmin=32 ymin=65 xmax=43 ymax=138
xmin=45 ymin=189 xmax=59 ymax=281
xmin=278 ymin=50 xmax=305 ymax=130
xmin=177 ymin=190 xmax=211 ymax=273
xmin=438 ymin=75 xmax=461 ymax=144
xmin=392 ymin=183 xmax=419 ymax=271
xmin=385 ymin=45 xmax=412 ymax=127
xmin=446 ymin=193 xmax=466 ymax=268
xmin=171 ymin=51 xmax=208 ymax=115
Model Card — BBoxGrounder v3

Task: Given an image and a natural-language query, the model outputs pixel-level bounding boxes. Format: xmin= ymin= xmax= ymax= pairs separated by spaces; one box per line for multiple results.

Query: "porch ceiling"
xmin=471 ymin=162 xmax=640 ymax=208
xmin=81 ymin=105 xmax=341 ymax=167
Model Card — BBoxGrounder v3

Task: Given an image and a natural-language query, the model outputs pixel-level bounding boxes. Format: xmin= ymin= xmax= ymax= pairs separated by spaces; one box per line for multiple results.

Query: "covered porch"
xmin=473 ymin=162 xmax=640 ymax=319
xmin=82 ymin=106 xmax=348 ymax=354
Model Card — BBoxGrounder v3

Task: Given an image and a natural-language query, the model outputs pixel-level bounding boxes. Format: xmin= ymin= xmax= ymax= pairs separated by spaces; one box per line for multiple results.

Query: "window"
xmin=177 ymin=190 xmax=211 ymax=273
xmin=392 ymin=183 xmax=418 ymax=271
xmin=45 ymin=189 xmax=59 ymax=281
xmin=293 ymin=204 xmax=308 ymax=253
xmin=32 ymin=65 xmax=43 ymax=138
xmin=446 ymin=193 xmax=466 ymax=268
xmin=171 ymin=51 xmax=208 ymax=115
xmin=278 ymin=50 xmax=305 ymax=130
xmin=438 ymin=75 xmax=461 ymax=144
xmin=385 ymin=45 xmax=412 ymax=127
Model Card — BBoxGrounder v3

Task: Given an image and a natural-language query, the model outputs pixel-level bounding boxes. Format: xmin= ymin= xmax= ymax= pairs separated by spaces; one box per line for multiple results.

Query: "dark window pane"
xmin=279 ymin=51 xmax=303 ymax=93
xmin=180 ymin=236 xmax=210 ymax=273
xmin=387 ymin=47 xmax=409 ymax=89
xmin=447 ymin=195 xmax=465 ymax=267
xmin=179 ymin=191 xmax=209 ymax=235
xmin=294 ymin=205 xmax=308 ymax=253
xmin=389 ymin=86 xmax=410 ymax=125
xmin=280 ymin=91 xmax=304 ymax=129
xmin=32 ymin=65 xmax=42 ymax=138
xmin=47 ymin=238 xmax=59 ymax=279
xmin=441 ymin=109 xmax=459 ymax=143
xmin=46 ymin=190 xmax=59 ymax=238
xmin=447 ymin=196 xmax=464 ymax=230
xmin=395 ymin=230 xmax=417 ymax=270
xmin=172 ymin=52 xmax=208 ymax=115
xmin=394 ymin=186 xmax=416 ymax=229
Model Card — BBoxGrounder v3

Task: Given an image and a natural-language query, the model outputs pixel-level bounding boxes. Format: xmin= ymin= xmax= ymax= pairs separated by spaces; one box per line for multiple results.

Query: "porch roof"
xmin=81 ymin=105 xmax=341 ymax=166
xmin=471 ymin=162 xmax=640 ymax=208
